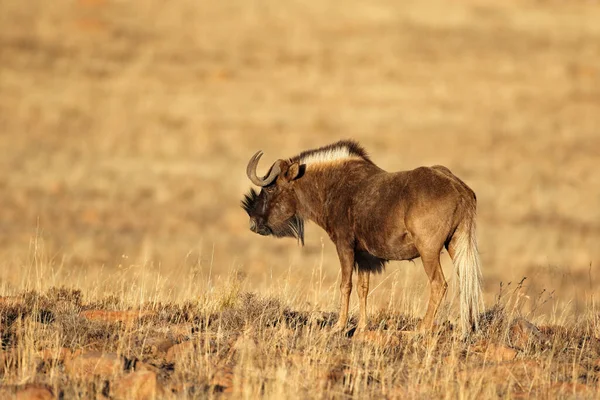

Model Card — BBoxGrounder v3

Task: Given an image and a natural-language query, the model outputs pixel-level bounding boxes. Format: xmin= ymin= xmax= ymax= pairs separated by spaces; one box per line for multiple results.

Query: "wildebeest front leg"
xmin=357 ymin=269 xmax=369 ymax=330
xmin=334 ymin=245 xmax=354 ymax=331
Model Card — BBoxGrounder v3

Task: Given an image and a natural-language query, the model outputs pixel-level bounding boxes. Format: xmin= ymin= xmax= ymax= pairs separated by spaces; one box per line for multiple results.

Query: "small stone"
xmin=38 ymin=348 xmax=72 ymax=364
xmin=210 ymin=366 xmax=235 ymax=393
xmin=64 ymin=351 xmax=124 ymax=378
xmin=144 ymin=337 xmax=176 ymax=356
xmin=232 ymin=335 xmax=257 ymax=353
xmin=112 ymin=371 xmax=160 ymax=400
xmin=166 ymin=324 xmax=193 ymax=341
xmin=548 ymin=382 xmax=591 ymax=396
xmin=509 ymin=318 xmax=550 ymax=349
xmin=0 ymin=296 xmax=21 ymax=305
xmin=320 ymin=363 xmax=351 ymax=389
xmin=165 ymin=341 xmax=195 ymax=364
xmin=0 ymin=383 xmax=55 ymax=400
xmin=133 ymin=360 xmax=161 ymax=374
xmin=471 ymin=340 xmax=518 ymax=362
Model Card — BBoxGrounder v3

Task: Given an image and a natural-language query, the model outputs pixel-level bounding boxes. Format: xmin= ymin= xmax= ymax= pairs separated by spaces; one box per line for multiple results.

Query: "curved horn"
xmin=246 ymin=151 xmax=282 ymax=187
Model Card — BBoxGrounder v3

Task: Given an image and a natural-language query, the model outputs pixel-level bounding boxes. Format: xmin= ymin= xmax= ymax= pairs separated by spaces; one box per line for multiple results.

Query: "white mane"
xmin=299 ymin=146 xmax=361 ymax=165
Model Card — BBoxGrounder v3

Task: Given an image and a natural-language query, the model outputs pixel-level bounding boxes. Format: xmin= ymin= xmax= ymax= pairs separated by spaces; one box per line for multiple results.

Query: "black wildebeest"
xmin=242 ymin=140 xmax=483 ymax=334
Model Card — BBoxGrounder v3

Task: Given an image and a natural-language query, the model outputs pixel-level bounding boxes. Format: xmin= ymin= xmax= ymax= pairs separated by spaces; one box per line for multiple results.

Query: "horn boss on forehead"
xmin=246 ymin=151 xmax=282 ymax=187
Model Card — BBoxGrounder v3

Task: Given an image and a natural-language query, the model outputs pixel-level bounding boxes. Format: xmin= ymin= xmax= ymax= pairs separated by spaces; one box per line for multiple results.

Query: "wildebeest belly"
xmin=351 ymin=167 xmax=461 ymax=262
xmin=355 ymin=229 xmax=420 ymax=262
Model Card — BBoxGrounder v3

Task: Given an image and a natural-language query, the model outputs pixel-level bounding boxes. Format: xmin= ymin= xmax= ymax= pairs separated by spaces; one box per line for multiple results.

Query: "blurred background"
xmin=0 ymin=0 xmax=598 ymax=318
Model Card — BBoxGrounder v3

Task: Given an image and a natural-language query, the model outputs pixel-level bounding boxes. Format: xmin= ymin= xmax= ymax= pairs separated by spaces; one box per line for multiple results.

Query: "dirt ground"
xmin=0 ymin=0 xmax=599 ymax=397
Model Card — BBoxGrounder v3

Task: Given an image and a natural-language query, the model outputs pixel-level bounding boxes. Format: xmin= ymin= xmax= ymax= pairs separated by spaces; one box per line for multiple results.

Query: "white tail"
xmin=452 ymin=216 xmax=484 ymax=335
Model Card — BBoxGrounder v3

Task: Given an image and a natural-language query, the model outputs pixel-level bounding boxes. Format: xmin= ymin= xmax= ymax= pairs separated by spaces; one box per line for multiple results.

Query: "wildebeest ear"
xmin=284 ymin=162 xmax=304 ymax=182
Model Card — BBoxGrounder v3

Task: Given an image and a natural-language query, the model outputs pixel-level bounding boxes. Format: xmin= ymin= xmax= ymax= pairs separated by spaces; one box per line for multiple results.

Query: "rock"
xmin=165 ymin=341 xmax=195 ymax=364
xmin=167 ymin=324 xmax=193 ymax=341
xmin=486 ymin=344 xmax=518 ymax=362
xmin=470 ymin=340 xmax=518 ymax=362
xmin=38 ymin=348 xmax=72 ymax=364
xmin=509 ymin=318 xmax=550 ymax=349
xmin=79 ymin=310 xmax=156 ymax=324
xmin=232 ymin=335 xmax=257 ymax=354
xmin=64 ymin=351 xmax=124 ymax=378
xmin=547 ymin=382 xmax=591 ymax=396
xmin=0 ymin=383 xmax=55 ymax=400
xmin=164 ymin=382 xmax=188 ymax=397
xmin=0 ymin=296 xmax=21 ymax=306
xmin=537 ymin=324 xmax=566 ymax=336
xmin=210 ymin=366 xmax=235 ymax=393
xmin=133 ymin=360 xmax=161 ymax=374
xmin=514 ymin=381 xmax=592 ymax=398
xmin=320 ymin=363 xmax=351 ymax=389
xmin=144 ymin=337 xmax=177 ymax=357
xmin=397 ymin=331 xmax=421 ymax=340
xmin=225 ymin=334 xmax=257 ymax=362
xmin=165 ymin=335 xmax=222 ymax=363
xmin=112 ymin=371 xmax=160 ymax=400
xmin=149 ymin=324 xmax=192 ymax=341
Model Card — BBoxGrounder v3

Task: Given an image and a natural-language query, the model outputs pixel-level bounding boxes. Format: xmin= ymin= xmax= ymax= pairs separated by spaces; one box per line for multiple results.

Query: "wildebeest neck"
xmin=293 ymin=160 xmax=381 ymax=235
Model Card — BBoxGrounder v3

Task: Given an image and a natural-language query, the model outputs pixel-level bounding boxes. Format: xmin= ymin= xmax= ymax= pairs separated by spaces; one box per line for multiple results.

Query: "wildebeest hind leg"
xmin=334 ymin=245 xmax=354 ymax=331
xmin=357 ymin=270 xmax=370 ymax=330
xmin=418 ymin=252 xmax=448 ymax=331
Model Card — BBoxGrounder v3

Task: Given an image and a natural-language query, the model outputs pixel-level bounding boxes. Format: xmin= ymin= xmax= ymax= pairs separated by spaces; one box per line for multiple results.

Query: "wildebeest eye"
xmin=263 ymin=185 xmax=276 ymax=193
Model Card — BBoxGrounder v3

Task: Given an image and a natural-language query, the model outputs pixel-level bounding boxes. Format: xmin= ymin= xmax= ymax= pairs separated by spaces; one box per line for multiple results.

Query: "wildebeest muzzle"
xmin=249 ymin=217 xmax=271 ymax=236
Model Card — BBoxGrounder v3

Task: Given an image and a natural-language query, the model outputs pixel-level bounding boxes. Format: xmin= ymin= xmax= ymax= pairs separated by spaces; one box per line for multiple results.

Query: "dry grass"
xmin=0 ymin=0 xmax=599 ymax=398
xmin=0 ymin=282 xmax=599 ymax=398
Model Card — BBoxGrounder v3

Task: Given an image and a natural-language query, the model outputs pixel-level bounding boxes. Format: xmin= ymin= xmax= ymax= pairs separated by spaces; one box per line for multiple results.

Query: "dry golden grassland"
xmin=0 ymin=0 xmax=599 ymax=398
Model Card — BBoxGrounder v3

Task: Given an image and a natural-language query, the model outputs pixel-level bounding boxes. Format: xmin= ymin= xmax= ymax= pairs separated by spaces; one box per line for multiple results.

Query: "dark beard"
xmin=241 ymin=188 xmax=259 ymax=215
xmin=272 ymin=215 xmax=304 ymax=246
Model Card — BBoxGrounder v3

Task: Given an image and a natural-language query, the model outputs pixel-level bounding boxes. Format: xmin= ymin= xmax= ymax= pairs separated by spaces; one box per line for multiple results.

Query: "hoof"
xmin=331 ymin=323 xmax=349 ymax=335
xmin=330 ymin=324 xmax=356 ymax=338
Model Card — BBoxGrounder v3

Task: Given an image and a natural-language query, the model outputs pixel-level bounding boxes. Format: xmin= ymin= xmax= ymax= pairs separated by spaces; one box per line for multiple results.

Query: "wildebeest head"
xmin=242 ymin=151 xmax=305 ymax=244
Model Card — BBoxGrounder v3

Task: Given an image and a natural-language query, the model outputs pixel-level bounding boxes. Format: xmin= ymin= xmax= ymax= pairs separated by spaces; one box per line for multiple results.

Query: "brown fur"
xmin=242 ymin=140 xmax=483 ymax=334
